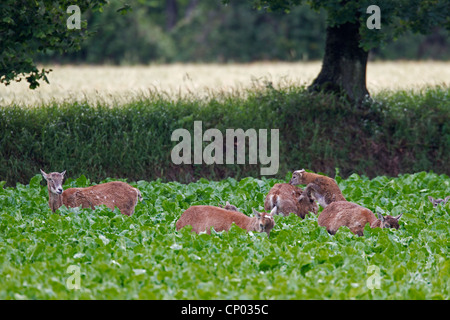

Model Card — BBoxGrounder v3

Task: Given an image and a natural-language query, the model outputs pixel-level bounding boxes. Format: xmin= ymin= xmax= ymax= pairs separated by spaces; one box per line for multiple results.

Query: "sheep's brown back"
xmin=313 ymin=177 xmax=346 ymax=202
xmin=264 ymin=183 xmax=303 ymax=216
xmin=176 ymin=205 xmax=251 ymax=233
xmin=62 ymin=181 xmax=140 ymax=216
xmin=318 ymin=201 xmax=377 ymax=236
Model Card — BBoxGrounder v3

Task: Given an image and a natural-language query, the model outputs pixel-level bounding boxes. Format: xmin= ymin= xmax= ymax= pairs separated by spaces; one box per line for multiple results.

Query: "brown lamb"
xmin=264 ymin=183 xmax=318 ymax=218
xmin=176 ymin=205 xmax=276 ymax=238
xmin=290 ymin=169 xmax=346 ymax=208
xmin=41 ymin=170 xmax=142 ymax=216
xmin=318 ymin=201 xmax=403 ymax=236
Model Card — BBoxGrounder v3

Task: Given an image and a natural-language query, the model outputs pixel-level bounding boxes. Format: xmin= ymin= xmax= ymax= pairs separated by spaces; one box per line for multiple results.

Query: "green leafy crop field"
xmin=0 ymin=172 xmax=449 ymax=299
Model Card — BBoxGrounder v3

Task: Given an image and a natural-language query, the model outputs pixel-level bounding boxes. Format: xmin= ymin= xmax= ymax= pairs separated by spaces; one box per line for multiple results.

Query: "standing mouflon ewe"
xmin=176 ymin=205 xmax=276 ymax=238
xmin=290 ymin=169 xmax=346 ymax=208
xmin=41 ymin=170 xmax=142 ymax=216
xmin=318 ymin=201 xmax=403 ymax=236
xmin=264 ymin=183 xmax=318 ymax=218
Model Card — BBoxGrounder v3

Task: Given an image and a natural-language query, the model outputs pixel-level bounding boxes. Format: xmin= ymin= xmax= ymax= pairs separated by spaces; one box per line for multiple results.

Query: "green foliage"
xmin=0 ymin=172 xmax=448 ymax=299
xmin=36 ymin=0 xmax=450 ymax=65
xmin=0 ymin=0 xmax=107 ymax=88
xmin=72 ymin=0 xmax=175 ymax=64
xmin=39 ymin=0 xmax=328 ymax=64
xmin=251 ymin=0 xmax=450 ymax=51
xmin=0 ymin=86 xmax=449 ymax=187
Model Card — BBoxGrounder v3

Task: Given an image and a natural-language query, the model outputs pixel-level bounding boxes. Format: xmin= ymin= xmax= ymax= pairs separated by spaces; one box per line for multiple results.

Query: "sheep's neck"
xmin=247 ymin=218 xmax=260 ymax=232
xmin=48 ymin=189 xmax=63 ymax=212
xmin=370 ymin=219 xmax=382 ymax=229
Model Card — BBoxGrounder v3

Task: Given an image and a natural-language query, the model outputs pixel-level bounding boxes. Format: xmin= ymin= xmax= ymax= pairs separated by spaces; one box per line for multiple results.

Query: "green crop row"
xmin=0 ymin=171 xmax=449 ymax=299
xmin=0 ymin=86 xmax=449 ymax=186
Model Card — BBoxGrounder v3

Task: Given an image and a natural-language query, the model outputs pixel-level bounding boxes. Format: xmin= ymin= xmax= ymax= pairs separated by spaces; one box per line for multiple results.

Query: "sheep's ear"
xmin=61 ymin=170 xmax=66 ymax=177
xmin=444 ymin=196 xmax=450 ymax=204
xmin=428 ymin=196 xmax=436 ymax=204
xmin=269 ymin=206 xmax=277 ymax=216
xmin=226 ymin=201 xmax=231 ymax=206
xmin=376 ymin=212 xmax=385 ymax=222
xmin=252 ymin=208 xmax=261 ymax=218
xmin=395 ymin=213 xmax=403 ymax=221
xmin=40 ymin=169 xmax=48 ymax=180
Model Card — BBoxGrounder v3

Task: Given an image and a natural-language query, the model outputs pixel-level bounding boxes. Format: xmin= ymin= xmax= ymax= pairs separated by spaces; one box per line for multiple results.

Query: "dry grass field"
xmin=0 ymin=61 xmax=449 ymax=106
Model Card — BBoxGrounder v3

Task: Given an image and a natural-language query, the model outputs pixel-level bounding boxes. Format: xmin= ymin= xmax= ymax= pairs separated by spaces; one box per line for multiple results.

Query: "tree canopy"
xmin=0 ymin=0 xmax=107 ymax=89
xmin=250 ymin=0 xmax=450 ymax=50
xmin=1 ymin=0 xmax=449 ymax=91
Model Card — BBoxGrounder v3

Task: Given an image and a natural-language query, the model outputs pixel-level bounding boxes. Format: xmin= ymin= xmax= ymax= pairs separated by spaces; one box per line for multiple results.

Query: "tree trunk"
xmin=309 ymin=21 xmax=369 ymax=105
xmin=166 ymin=0 xmax=178 ymax=31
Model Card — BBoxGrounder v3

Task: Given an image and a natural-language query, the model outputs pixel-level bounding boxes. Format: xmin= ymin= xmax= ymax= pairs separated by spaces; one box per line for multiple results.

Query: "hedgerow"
xmin=0 ymin=86 xmax=448 ymax=186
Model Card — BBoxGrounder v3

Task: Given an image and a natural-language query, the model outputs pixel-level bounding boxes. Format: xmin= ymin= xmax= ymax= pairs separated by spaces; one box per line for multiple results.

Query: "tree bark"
xmin=166 ymin=0 xmax=178 ymax=31
xmin=309 ymin=21 xmax=369 ymax=104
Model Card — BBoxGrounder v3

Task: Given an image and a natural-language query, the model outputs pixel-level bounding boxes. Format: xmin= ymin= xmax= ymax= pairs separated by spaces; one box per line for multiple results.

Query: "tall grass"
xmin=0 ymin=85 xmax=449 ymax=186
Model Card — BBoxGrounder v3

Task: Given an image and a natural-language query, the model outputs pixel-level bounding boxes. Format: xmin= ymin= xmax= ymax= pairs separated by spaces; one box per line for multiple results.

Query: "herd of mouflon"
xmin=41 ymin=169 xmax=449 ymax=238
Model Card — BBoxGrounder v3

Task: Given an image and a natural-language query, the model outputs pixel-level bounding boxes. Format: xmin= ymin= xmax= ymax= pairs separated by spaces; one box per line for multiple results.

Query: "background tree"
xmin=0 ymin=0 xmax=107 ymax=89
xmin=246 ymin=0 xmax=450 ymax=104
xmin=2 ymin=0 xmax=449 ymax=91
